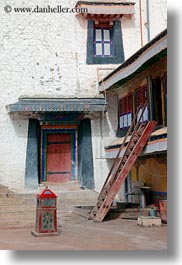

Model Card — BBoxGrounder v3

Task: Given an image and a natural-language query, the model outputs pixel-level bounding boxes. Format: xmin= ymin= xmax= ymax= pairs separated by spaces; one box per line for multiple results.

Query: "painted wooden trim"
xmin=99 ymin=34 xmax=167 ymax=91
xmin=105 ymin=138 xmax=167 ymax=159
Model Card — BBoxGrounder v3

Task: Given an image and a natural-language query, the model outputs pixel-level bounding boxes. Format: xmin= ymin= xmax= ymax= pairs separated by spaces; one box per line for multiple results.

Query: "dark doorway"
xmin=152 ymin=77 xmax=163 ymax=126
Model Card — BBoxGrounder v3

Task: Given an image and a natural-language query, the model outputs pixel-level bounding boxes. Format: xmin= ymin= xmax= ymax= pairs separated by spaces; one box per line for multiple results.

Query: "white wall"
xmin=0 ymin=0 xmax=167 ymax=191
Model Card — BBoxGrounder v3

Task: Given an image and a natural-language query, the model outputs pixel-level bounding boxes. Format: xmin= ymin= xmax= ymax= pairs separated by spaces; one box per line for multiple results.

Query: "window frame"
xmin=118 ymin=93 xmax=133 ymax=130
xmin=93 ymin=25 xmax=113 ymax=57
xmin=86 ymin=20 xmax=125 ymax=65
xmin=135 ymin=85 xmax=149 ymax=123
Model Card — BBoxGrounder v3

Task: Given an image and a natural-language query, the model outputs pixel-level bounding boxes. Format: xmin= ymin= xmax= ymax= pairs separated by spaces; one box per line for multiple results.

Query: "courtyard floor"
xmin=0 ymin=212 xmax=167 ymax=250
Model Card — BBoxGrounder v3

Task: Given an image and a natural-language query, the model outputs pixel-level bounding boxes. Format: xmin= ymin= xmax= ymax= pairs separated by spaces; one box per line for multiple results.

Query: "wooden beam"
xmin=82 ymin=13 xmax=88 ymax=18
xmin=85 ymin=14 xmax=123 ymax=22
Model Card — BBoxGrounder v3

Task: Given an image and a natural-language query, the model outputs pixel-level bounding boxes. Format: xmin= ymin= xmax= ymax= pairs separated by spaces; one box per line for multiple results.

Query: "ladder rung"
xmin=100 ymin=195 xmax=106 ymax=201
xmin=129 ymin=146 xmax=134 ymax=151
xmin=130 ymin=141 xmax=136 ymax=147
xmin=92 ymin=211 xmax=97 ymax=217
xmin=118 ymin=167 xmax=122 ymax=173
xmin=91 ymin=120 xmax=156 ymax=222
xmin=103 ymin=189 xmax=109 ymax=195
xmin=108 ymin=180 xmax=113 ymax=186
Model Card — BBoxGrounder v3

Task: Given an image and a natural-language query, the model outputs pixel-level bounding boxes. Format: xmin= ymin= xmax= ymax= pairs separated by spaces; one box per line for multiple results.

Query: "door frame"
xmin=40 ymin=125 xmax=78 ymax=183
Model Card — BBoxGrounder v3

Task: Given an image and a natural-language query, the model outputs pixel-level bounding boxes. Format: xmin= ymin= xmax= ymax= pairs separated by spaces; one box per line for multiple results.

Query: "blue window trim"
xmin=93 ymin=27 xmax=113 ymax=57
xmin=87 ymin=20 xmax=125 ymax=65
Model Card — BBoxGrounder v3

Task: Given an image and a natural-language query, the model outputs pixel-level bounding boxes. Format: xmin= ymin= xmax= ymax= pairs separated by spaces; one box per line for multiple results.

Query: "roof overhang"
xmin=75 ymin=1 xmax=135 ymax=20
xmin=99 ymin=29 xmax=167 ymax=92
xmin=105 ymin=127 xmax=167 ymax=158
xmin=7 ymin=97 xmax=107 ymax=113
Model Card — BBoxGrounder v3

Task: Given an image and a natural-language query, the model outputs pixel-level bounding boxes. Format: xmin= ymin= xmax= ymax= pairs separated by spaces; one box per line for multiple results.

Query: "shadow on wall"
xmin=90 ymin=94 xmax=118 ymax=138
xmin=121 ymin=15 xmax=136 ymax=30
xmin=9 ymin=113 xmax=29 ymax=138
xmin=103 ymin=91 xmax=118 ymax=138
xmin=75 ymin=12 xmax=87 ymax=29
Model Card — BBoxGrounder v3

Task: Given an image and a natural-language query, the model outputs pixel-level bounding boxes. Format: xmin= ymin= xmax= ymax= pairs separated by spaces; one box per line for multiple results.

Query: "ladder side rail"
xmin=106 ymin=102 xmax=148 ymax=187
xmin=133 ymin=101 xmax=148 ymax=132
xmin=93 ymin=121 xmax=156 ymax=222
xmin=98 ymin=103 xmax=145 ymax=197
xmin=92 ymin=103 xmax=149 ymax=216
xmin=113 ymin=120 xmax=156 ymax=190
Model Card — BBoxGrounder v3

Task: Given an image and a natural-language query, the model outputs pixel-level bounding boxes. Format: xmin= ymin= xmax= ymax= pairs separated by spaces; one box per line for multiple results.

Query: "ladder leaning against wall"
xmin=90 ymin=103 xmax=157 ymax=222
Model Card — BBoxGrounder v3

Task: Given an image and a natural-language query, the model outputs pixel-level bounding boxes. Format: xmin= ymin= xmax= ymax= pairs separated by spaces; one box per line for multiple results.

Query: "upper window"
xmin=135 ymin=86 xmax=149 ymax=122
xmin=87 ymin=20 xmax=125 ymax=64
xmin=151 ymin=77 xmax=163 ymax=126
xmin=119 ymin=93 xmax=133 ymax=129
xmin=94 ymin=24 xmax=113 ymax=57
xmin=162 ymin=73 xmax=167 ymax=125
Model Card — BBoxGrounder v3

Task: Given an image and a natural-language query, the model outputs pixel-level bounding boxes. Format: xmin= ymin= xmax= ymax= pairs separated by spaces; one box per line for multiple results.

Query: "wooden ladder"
xmin=90 ymin=103 xmax=157 ymax=222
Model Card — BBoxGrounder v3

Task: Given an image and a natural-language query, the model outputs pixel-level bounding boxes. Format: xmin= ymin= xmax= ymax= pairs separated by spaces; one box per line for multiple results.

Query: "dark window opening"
xmin=152 ymin=77 xmax=163 ymax=126
xmin=162 ymin=73 xmax=167 ymax=126
xmin=135 ymin=86 xmax=149 ymax=123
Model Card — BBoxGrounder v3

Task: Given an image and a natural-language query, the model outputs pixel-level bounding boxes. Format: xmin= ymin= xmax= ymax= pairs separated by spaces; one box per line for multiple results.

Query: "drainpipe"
xmin=146 ymin=0 xmax=150 ymax=42
xmin=139 ymin=0 xmax=143 ymax=47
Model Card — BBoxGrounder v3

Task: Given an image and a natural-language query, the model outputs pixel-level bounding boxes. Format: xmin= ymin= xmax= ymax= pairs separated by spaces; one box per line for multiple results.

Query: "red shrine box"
xmin=31 ymin=187 xmax=60 ymax=237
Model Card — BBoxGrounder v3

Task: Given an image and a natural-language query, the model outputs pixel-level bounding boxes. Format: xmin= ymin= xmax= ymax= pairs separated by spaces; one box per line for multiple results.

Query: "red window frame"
xmin=135 ymin=86 xmax=148 ymax=109
xmin=135 ymin=86 xmax=149 ymax=122
xmin=119 ymin=93 xmax=133 ymax=129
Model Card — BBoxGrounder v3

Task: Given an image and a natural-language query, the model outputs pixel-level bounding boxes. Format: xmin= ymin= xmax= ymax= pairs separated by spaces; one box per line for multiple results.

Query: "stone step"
xmin=41 ymin=181 xmax=81 ymax=191
xmin=22 ymin=198 xmax=36 ymax=206
xmin=106 ymin=208 xmax=150 ymax=220
xmin=0 ymin=215 xmax=64 ymax=228
xmin=72 ymin=205 xmax=93 ymax=218
xmin=18 ymin=190 xmax=98 ymax=206
xmin=0 ymin=211 xmax=66 ymax=226
xmin=72 ymin=205 xmax=150 ymax=220
xmin=57 ymin=190 xmax=98 ymax=202
xmin=0 ymin=198 xmax=24 ymax=205
xmin=0 ymin=210 xmax=36 ymax=220
xmin=0 ymin=184 xmax=9 ymax=194
xmin=0 ymin=220 xmax=34 ymax=228
xmin=0 ymin=209 xmax=71 ymax=219
xmin=0 ymin=204 xmax=36 ymax=213
xmin=0 ymin=189 xmax=98 ymax=226
xmin=0 ymin=212 xmax=36 ymax=223
xmin=0 ymin=192 xmax=17 ymax=199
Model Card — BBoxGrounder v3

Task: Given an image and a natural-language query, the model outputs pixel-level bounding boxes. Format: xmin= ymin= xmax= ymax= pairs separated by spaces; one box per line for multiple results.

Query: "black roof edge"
xmin=76 ymin=1 xmax=136 ymax=7
xmin=99 ymin=28 xmax=167 ymax=85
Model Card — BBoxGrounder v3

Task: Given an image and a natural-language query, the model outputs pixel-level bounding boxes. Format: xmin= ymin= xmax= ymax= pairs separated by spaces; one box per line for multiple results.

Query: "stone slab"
xmin=137 ymin=216 xmax=161 ymax=226
xmin=31 ymin=230 xmax=61 ymax=237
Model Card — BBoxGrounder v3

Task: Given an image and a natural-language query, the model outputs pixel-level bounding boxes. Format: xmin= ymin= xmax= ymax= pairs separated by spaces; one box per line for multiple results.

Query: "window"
xmin=94 ymin=25 xmax=112 ymax=57
xmin=87 ymin=20 xmax=125 ymax=64
xmin=162 ymin=73 xmax=167 ymax=125
xmin=151 ymin=77 xmax=163 ymax=126
xmin=119 ymin=93 xmax=133 ymax=129
xmin=135 ymin=86 xmax=149 ymax=122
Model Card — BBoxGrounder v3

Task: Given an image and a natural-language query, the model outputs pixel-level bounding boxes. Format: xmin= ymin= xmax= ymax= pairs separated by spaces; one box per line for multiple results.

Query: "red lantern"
xmin=31 ymin=187 xmax=60 ymax=236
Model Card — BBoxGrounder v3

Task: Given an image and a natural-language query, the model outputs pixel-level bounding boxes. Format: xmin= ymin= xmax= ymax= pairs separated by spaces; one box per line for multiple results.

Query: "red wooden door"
xmin=46 ymin=134 xmax=72 ymax=183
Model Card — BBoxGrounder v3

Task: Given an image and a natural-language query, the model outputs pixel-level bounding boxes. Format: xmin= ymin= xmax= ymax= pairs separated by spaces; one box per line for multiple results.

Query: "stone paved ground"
xmin=0 ymin=212 xmax=167 ymax=250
